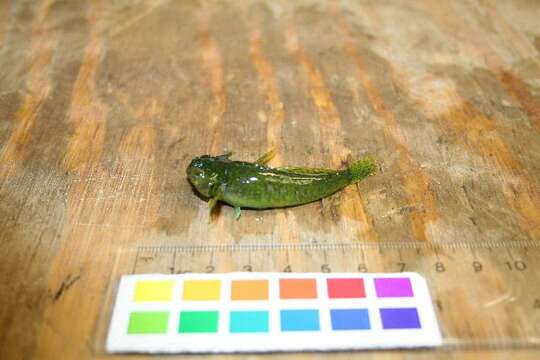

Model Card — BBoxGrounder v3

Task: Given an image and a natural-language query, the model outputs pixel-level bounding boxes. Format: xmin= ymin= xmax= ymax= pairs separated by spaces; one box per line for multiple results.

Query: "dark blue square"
xmin=380 ymin=308 xmax=421 ymax=329
xmin=330 ymin=309 xmax=370 ymax=330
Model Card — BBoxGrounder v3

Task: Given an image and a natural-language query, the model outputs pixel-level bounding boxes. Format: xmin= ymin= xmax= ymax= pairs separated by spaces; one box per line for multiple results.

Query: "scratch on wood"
xmin=117 ymin=123 xmax=158 ymax=227
xmin=109 ymin=0 xmax=169 ymax=38
xmin=461 ymin=184 xmax=475 ymax=211
xmin=53 ymin=274 xmax=81 ymax=301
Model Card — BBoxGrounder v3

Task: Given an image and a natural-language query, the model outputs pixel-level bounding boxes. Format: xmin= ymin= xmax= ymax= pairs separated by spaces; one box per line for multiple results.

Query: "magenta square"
xmin=374 ymin=278 xmax=413 ymax=297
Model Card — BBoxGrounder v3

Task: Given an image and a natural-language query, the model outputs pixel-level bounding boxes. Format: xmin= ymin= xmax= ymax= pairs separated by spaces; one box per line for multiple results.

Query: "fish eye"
xmin=192 ymin=168 xmax=204 ymax=176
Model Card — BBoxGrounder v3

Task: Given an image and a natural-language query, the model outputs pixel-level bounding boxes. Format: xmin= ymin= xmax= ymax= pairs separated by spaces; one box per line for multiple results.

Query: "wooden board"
xmin=1 ymin=0 xmax=540 ymax=359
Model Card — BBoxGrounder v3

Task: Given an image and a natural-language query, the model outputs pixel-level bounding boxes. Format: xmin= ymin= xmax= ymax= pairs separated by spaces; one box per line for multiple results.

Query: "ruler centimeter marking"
xmin=134 ymin=239 xmax=539 ymax=253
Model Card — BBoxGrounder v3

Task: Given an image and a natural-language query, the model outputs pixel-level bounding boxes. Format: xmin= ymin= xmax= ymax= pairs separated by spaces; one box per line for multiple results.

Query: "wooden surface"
xmin=1 ymin=0 xmax=540 ymax=359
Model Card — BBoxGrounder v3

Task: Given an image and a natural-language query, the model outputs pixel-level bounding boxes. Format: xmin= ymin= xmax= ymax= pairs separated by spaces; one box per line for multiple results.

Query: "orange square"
xmin=231 ymin=280 xmax=268 ymax=300
xmin=279 ymin=278 xmax=317 ymax=299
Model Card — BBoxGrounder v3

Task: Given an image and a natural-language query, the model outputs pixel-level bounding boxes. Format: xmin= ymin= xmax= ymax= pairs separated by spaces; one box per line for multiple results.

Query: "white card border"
xmin=106 ymin=272 xmax=442 ymax=353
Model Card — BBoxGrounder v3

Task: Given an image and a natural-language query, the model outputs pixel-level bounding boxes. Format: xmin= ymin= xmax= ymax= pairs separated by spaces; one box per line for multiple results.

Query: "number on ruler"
xmin=435 ymin=262 xmax=446 ymax=272
xmin=505 ymin=261 xmax=527 ymax=271
xmin=472 ymin=261 xmax=483 ymax=272
xmin=321 ymin=264 xmax=331 ymax=273
xmin=243 ymin=265 xmax=253 ymax=272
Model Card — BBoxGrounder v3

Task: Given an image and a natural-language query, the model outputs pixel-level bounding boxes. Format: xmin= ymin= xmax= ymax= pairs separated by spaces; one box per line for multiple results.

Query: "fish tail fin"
xmin=348 ymin=156 xmax=377 ymax=183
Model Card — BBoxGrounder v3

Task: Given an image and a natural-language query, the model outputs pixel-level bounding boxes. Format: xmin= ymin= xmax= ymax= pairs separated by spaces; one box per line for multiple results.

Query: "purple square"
xmin=380 ymin=308 xmax=421 ymax=329
xmin=374 ymin=277 xmax=413 ymax=297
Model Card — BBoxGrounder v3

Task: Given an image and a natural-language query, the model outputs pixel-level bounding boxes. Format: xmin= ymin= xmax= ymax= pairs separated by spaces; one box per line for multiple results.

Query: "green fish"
xmin=186 ymin=149 xmax=376 ymax=220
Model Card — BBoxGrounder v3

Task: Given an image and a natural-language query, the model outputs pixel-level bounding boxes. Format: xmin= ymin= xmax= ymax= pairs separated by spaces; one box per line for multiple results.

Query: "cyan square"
xmin=230 ymin=311 xmax=269 ymax=333
xmin=280 ymin=309 xmax=320 ymax=332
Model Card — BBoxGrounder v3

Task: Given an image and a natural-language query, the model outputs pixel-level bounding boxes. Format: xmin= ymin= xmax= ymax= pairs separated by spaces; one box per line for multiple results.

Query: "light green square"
xmin=127 ymin=311 xmax=169 ymax=334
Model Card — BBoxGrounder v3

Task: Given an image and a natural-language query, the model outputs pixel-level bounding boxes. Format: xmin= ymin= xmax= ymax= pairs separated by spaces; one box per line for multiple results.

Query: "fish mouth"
xmin=188 ymin=177 xmax=204 ymax=187
xmin=187 ymin=175 xmax=211 ymax=198
xmin=187 ymin=180 xmax=211 ymax=202
xmin=186 ymin=172 xmax=203 ymax=187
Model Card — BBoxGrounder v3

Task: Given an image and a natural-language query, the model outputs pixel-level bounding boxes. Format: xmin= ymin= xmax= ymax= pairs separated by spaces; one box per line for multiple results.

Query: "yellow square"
xmin=182 ymin=280 xmax=221 ymax=300
xmin=133 ymin=280 xmax=174 ymax=302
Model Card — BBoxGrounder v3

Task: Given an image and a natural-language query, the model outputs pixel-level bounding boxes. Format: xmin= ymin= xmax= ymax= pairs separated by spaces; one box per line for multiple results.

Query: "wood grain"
xmin=0 ymin=0 xmax=539 ymax=359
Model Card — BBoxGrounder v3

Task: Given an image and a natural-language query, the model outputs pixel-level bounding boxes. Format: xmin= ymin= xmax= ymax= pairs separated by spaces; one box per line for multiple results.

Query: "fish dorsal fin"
xmin=255 ymin=149 xmax=276 ymax=165
xmin=276 ymin=166 xmax=338 ymax=176
xmin=216 ymin=152 xmax=232 ymax=160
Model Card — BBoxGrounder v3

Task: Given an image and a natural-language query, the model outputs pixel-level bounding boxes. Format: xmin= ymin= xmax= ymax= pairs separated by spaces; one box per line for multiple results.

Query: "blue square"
xmin=330 ymin=309 xmax=370 ymax=330
xmin=280 ymin=309 xmax=320 ymax=331
xmin=230 ymin=311 xmax=269 ymax=333
xmin=380 ymin=308 xmax=421 ymax=329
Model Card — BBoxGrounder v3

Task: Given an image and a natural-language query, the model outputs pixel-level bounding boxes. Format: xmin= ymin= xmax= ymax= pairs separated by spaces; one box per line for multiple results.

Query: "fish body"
xmin=186 ymin=151 xmax=376 ymax=219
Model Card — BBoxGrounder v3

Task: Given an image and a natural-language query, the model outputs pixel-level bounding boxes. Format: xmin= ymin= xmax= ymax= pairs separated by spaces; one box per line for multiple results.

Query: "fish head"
xmin=186 ymin=154 xmax=229 ymax=197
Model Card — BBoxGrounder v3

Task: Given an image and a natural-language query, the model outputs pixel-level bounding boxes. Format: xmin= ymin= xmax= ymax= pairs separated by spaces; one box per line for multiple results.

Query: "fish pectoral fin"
xmin=208 ymin=183 xmax=225 ymax=210
xmin=255 ymin=148 xmax=276 ymax=165
xmin=208 ymin=196 xmax=220 ymax=209
xmin=277 ymin=166 xmax=337 ymax=175
xmin=234 ymin=206 xmax=242 ymax=220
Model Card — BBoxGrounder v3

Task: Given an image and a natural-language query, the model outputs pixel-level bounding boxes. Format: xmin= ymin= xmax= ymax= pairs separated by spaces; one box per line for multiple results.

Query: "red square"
xmin=327 ymin=278 xmax=365 ymax=298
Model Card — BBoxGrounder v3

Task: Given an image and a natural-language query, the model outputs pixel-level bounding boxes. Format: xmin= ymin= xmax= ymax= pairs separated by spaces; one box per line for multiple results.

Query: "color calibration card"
xmin=106 ymin=272 xmax=441 ymax=353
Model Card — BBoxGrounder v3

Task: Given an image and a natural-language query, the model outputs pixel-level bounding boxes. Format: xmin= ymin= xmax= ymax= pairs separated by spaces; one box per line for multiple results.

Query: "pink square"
xmin=327 ymin=278 xmax=365 ymax=298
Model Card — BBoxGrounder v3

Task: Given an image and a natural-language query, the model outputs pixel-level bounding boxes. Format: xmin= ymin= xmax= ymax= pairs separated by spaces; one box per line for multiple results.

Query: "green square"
xmin=179 ymin=311 xmax=219 ymax=333
xmin=127 ymin=311 xmax=169 ymax=334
